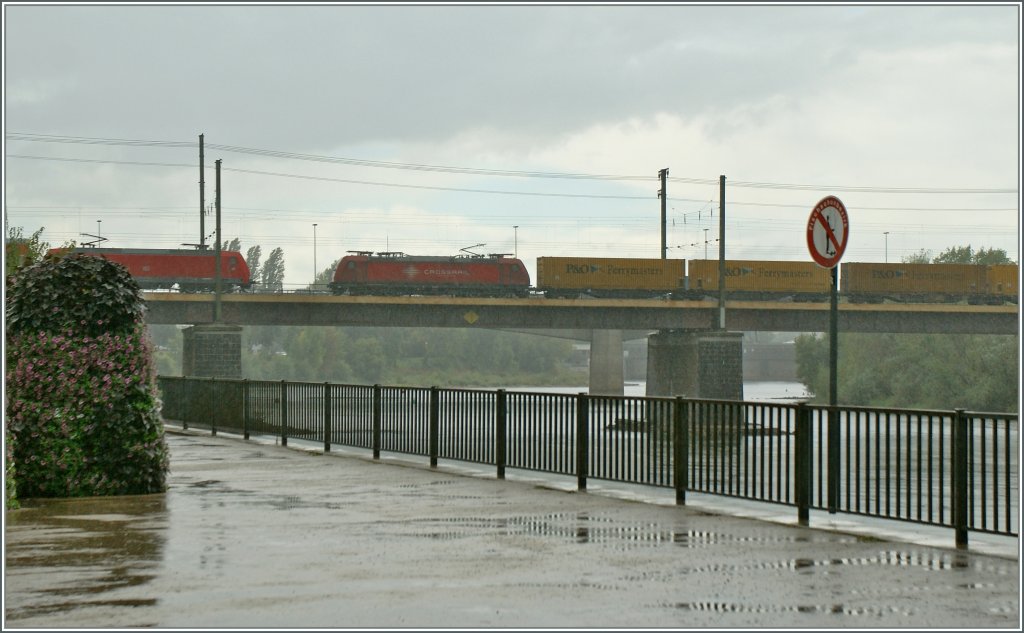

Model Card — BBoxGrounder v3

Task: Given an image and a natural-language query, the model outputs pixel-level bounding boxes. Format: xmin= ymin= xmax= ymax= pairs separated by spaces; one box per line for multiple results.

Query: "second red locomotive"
xmin=330 ymin=251 xmax=531 ymax=297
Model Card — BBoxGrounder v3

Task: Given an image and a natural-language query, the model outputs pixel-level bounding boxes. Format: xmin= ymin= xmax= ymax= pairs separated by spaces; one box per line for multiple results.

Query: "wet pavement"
xmin=4 ymin=426 xmax=1020 ymax=629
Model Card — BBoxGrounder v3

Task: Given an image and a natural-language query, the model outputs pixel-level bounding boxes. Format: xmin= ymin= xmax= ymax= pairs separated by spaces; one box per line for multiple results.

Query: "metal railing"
xmin=157 ymin=377 xmax=1018 ymax=548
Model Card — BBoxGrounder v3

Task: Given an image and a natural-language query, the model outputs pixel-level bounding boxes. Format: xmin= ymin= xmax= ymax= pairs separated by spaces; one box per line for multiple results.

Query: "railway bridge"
xmin=143 ymin=293 xmax=1019 ymax=397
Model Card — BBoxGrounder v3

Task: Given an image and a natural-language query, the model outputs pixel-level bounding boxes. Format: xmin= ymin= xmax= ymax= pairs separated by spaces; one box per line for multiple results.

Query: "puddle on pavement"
xmin=385 ymin=511 xmax=822 ymax=549
xmin=658 ymin=601 xmax=915 ymax=617
xmin=4 ymin=495 xmax=167 ymax=623
xmin=626 ymin=548 xmax=1014 ymax=583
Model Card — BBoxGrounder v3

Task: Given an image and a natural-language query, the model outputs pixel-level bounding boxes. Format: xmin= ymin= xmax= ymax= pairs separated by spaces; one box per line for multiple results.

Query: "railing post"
xmin=496 ymin=389 xmax=507 ymax=480
xmin=183 ymin=377 xmax=191 ymax=431
xmin=953 ymin=408 xmax=969 ymax=549
xmin=372 ymin=385 xmax=382 ymax=460
xmin=280 ymin=380 xmax=288 ymax=447
xmin=576 ymin=392 xmax=589 ymax=491
xmin=795 ymin=404 xmax=811 ymax=526
xmin=210 ymin=377 xmax=218 ymax=436
xmin=323 ymin=382 xmax=332 ymax=453
xmin=243 ymin=379 xmax=250 ymax=440
xmin=674 ymin=396 xmax=688 ymax=505
xmin=828 ymin=405 xmax=839 ymax=514
xmin=429 ymin=386 xmax=440 ymax=468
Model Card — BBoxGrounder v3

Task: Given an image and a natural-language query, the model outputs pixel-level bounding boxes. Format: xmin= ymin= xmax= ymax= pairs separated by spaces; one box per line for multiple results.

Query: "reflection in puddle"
xmin=662 ymin=601 xmax=914 ymax=617
xmin=389 ymin=511 xmax=820 ymax=549
xmin=4 ymin=494 xmax=167 ymax=623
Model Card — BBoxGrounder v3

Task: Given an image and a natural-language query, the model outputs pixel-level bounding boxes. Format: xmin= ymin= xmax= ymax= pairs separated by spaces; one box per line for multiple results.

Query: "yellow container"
xmin=536 ymin=257 xmax=685 ymax=292
xmin=687 ymin=259 xmax=831 ymax=294
xmin=840 ymin=262 xmax=986 ymax=296
xmin=986 ymin=264 xmax=1019 ymax=297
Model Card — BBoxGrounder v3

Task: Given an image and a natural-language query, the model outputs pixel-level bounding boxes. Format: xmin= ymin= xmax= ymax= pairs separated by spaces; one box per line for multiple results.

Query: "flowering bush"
xmin=5 ymin=429 xmax=17 ymax=509
xmin=5 ymin=255 xmax=168 ymax=500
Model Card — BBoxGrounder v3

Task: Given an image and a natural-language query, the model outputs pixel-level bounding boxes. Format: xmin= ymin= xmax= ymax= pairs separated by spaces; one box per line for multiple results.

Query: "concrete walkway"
xmin=4 ymin=426 xmax=1020 ymax=629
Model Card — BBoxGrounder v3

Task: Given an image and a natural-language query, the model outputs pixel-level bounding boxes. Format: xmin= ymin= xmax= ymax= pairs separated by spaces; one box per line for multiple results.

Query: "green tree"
xmin=224 ymin=237 xmax=242 ymax=252
xmin=795 ymin=331 xmax=1018 ymax=412
xmin=932 ymin=245 xmax=973 ymax=264
xmin=908 ymin=245 xmax=1013 ymax=266
xmin=5 ymin=226 xmax=48 ymax=276
xmin=262 ymin=247 xmax=285 ymax=292
xmin=246 ymin=245 xmax=262 ymax=287
xmin=349 ymin=337 xmax=387 ymax=383
xmin=902 ymin=249 xmax=932 ymax=264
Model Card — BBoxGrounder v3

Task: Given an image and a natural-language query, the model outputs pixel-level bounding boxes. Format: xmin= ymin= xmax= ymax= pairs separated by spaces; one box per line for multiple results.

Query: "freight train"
xmin=46 ymin=248 xmax=252 ymax=292
xmin=330 ymin=253 xmax=1017 ymax=304
xmin=44 ymin=245 xmax=1017 ymax=305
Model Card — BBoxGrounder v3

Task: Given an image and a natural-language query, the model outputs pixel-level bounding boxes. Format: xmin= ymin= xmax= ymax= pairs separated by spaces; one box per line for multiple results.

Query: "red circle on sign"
xmin=806 ymin=195 xmax=849 ymax=268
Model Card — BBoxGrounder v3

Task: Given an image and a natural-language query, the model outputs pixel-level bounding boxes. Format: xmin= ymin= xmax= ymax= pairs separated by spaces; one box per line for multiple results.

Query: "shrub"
xmin=5 ymin=254 xmax=169 ymax=499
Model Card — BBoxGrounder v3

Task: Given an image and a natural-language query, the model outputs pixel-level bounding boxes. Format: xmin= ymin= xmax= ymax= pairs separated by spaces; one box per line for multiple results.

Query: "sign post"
xmin=806 ymin=195 xmax=849 ymax=515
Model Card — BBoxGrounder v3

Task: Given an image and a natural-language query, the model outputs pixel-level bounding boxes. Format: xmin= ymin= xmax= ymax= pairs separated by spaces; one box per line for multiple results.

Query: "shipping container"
xmin=986 ymin=264 xmax=1019 ymax=301
xmin=685 ymin=259 xmax=831 ymax=299
xmin=840 ymin=262 xmax=986 ymax=302
xmin=536 ymin=257 xmax=685 ymax=297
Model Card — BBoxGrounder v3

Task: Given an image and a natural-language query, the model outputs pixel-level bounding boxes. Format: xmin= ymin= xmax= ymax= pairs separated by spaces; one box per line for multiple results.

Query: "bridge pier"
xmin=182 ymin=324 xmax=243 ymax=378
xmin=646 ymin=329 xmax=744 ymax=400
xmin=589 ymin=330 xmax=624 ymax=395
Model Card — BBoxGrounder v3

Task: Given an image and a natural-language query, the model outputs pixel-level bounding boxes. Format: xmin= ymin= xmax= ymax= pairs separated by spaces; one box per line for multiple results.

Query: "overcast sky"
xmin=3 ymin=3 xmax=1020 ymax=289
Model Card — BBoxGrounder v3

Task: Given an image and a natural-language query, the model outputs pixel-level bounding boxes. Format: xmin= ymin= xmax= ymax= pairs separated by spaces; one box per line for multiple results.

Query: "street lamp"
xmin=97 ymin=220 xmax=102 ymax=241
xmin=313 ymin=223 xmax=318 ymax=285
xmin=513 ymin=225 xmax=519 ymax=258
xmin=884 ymin=231 xmax=889 ymax=263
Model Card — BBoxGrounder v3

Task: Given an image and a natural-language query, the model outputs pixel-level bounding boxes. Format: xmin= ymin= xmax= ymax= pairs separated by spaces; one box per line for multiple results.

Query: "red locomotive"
xmin=46 ymin=248 xmax=252 ymax=292
xmin=331 ymin=251 xmax=531 ymax=297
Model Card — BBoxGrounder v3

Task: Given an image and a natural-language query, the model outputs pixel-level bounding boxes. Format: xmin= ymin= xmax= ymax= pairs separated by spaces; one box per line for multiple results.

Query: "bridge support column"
xmin=589 ymin=329 xmax=624 ymax=395
xmin=646 ymin=330 xmax=744 ymax=400
xmin=182 ymin=324 xmax=243 ymax=378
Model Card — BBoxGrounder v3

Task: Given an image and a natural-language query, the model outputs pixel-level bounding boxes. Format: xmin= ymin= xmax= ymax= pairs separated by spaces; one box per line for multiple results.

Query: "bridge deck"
xmin=142 ymin=293 xmax=1018 ymax=334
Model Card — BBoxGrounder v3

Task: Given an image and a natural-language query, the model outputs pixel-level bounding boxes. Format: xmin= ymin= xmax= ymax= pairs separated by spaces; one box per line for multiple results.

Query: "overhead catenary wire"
xmin=6 ymin=131 xmax=1018 ymax=195
xmin=6 ymin=153 xmax=1020 ymax=212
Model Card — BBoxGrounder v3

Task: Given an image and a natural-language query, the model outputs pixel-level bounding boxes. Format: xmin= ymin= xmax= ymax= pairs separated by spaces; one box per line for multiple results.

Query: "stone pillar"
xmin=646 ymin=329 xmax=744 ymax=400
xmin=589 ymin=329 xmax=624 ymax=396
xmin=181 ymin=324 xmax=243 ymax=378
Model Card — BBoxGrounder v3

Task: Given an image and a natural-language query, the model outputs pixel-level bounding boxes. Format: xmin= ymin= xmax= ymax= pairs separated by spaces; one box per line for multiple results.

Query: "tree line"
xmin=794 ymin=245 xmax=1019 ymax=412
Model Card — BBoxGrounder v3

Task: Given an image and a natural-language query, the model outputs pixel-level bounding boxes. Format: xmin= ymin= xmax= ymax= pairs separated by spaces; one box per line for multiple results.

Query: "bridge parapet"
xmin=143 ymin=293 xmax=1018 ymax=335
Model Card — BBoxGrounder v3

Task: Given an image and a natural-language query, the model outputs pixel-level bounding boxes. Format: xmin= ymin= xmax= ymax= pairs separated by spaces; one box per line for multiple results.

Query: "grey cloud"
xmin=4 ymin=4 xmax=1016 ymax=152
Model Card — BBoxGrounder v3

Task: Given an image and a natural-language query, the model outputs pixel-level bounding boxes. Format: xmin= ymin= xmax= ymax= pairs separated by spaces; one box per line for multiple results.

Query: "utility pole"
xmin=658 ymin=168 xmax=669 ymax=259
xmin=214 ymin=159 xmax=222 ymax=322
xmin=718 ymin=175 xmax=726 ymax=330
xmin=199 ymin=134 xmax=205 ymax=249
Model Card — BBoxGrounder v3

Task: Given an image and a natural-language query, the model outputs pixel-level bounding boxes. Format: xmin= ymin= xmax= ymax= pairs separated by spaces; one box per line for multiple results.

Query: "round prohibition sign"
xmin=806 ymin=195 xmax=849 ymax=268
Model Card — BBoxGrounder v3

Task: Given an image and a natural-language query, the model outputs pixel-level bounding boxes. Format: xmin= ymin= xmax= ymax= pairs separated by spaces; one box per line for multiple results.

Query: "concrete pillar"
xmin=589 ymin=329 xmax=624 ymax=395
xmin=182 ymin=324 xmax=243 ymax=378
xmin=646 ymin=329 xmax=744 ymax=400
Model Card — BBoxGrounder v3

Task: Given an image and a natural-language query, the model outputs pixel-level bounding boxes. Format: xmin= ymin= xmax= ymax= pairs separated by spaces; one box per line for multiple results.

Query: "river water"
xmin=505 ymin=381 xmax=812 ymax=403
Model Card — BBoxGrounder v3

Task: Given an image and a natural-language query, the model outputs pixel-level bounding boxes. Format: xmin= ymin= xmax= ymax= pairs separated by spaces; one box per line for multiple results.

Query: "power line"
xmin=4 ymin=154 xmax=652 ymax=200
xmin=7 ymin=153 xmax=1020 ymax=213
xmin=7 ymin=154 xmax=195 ymax=169
xmin=7 ymin=132 xmax=1018 ymax=194
xmin=6 ymin=133 xmax=651 ymax=182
